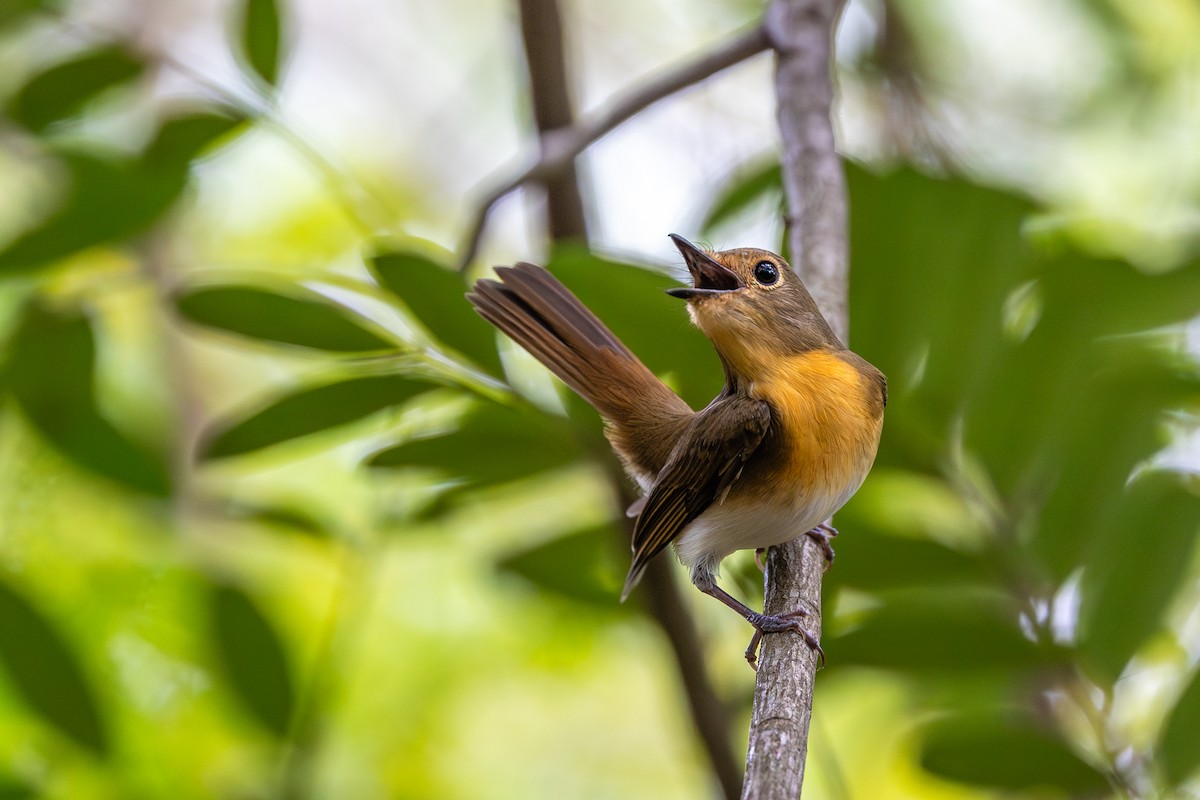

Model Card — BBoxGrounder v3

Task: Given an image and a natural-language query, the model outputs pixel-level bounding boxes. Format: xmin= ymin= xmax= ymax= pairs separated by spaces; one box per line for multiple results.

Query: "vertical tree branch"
xmin=515 ymin=3 xmax=740 ymax=796
xmin=769 ymin=0 xmax=849 ymax=343
xmin=619 ymin=483 xmax=744 ymax=800
xmin=743 ymin=1 xmax=848 ymax=799
xmin=641 ymin=564 xmax=744 ymax=799
xmin=516 ymin=0 xmax=589 ymax=244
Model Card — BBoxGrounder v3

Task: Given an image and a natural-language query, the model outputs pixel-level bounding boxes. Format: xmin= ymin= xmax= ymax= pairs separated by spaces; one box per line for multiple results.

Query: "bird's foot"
xmin=804 ymin=523 xmax=839 ymax=570
xmin=744 ymin=609 xmax=824 ymax=670
xmin=693 ymin=577 xmax=825 ymax=669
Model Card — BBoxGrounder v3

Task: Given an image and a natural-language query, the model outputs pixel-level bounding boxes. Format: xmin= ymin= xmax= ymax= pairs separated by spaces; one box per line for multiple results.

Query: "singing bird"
xmin=468 ymin=235 xmax=885 ymax=662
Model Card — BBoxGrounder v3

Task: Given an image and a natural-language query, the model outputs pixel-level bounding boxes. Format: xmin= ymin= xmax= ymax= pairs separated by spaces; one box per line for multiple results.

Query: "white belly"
xmin=672 ymin=476 xmax=866 ymax=583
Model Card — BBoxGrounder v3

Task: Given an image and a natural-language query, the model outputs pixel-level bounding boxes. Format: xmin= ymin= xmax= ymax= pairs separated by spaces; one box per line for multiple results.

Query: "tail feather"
xmin=469 ymin=279 xmax=594 ymax=400
xmin=469 ymin=261 xmax=697 ymax=602
xmin=620 ymin=561 xmax=650 ymax=603
xmin=494 ymin=264 xmax=635 ymax=359
xmin=467 ymin=263 xmax=683 ymax=424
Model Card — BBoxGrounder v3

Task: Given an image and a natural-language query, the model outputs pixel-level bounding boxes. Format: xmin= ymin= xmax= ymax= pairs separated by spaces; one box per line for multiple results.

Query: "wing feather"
xmin=621 ymin=396 xmax=771 ymax=599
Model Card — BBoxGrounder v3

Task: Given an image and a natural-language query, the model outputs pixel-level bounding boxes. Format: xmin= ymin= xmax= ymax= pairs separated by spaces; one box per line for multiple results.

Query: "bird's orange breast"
xmin=741 ymin=347 xmax=884 ymax=505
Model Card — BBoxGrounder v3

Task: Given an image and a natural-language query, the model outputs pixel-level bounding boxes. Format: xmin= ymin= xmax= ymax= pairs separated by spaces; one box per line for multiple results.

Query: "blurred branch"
xmin=873 ymin=0 xmax=963 ymax=169
xmin=166 ymin=65 xmax=395 ymax=238
xmin=641 ymin=559 xmax=743 ymax=798
xmin=516 ymin=0 xmax=589 ymax=244
xmin=279 ymin=545 xmax=362 ymax=800
xmin=141 ymin=235 xmax=204 ymax=515
xmin=512 ymin=4 xmax=743 ymax=794
xmin=742 ymin=2 xmax=847 ymax=799
xmin=61 ymin=19 xmax=395 ymax=237
xmin=619 ymin=484 xmax=744 ymax=800
xmin=455 ymin=21 xmax=770 ymax=272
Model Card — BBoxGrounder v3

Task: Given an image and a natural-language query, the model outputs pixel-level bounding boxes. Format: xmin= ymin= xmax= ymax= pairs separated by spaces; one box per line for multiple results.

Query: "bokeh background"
xmin=1 ymin=0 xmax=1200 ymax=798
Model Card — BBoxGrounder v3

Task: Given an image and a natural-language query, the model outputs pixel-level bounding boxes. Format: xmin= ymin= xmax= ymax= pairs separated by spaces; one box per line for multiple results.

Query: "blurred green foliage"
xmin=368 ymin=250 xmax=505 ymax=376
xmin=6 ymin=302 xmax=170 ymax=496
xmin=0 ymin=578 xmax=108 ymax=758
xmin=208 ymin=583 xmax=296 ymax=739
xmin=202 ymin=374 xmax=438 ymax=460
xmin=0 ymin=1 xmax=1198 ymax=799
xmin=239 ymin=0 xmax=283 ymax=88
xmin=0 ymin=115 xmax=242 ymax=275
xmin=5 ymin=46 xmax=143 ymax=133
xmin=175 ymin=285 xmax=395 ymax=353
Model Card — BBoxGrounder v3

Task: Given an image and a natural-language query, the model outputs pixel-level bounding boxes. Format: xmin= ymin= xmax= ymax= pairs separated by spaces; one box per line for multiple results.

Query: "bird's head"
xmin=666 ymin=234 xmax=841 ymax=378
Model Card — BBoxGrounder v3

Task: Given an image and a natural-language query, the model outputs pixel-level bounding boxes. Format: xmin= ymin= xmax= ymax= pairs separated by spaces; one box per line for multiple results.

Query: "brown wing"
xmin=620 ymin=395 xmax=771 ymax=599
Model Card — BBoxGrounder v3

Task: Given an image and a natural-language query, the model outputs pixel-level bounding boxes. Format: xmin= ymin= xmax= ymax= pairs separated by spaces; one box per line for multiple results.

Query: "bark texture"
xmin=742 ymin=1 xmax=848 ymax=798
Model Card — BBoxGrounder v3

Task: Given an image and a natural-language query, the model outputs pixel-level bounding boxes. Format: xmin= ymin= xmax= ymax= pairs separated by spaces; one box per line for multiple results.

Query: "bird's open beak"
xmin=666 ymin=234 xmax=743 ymax=300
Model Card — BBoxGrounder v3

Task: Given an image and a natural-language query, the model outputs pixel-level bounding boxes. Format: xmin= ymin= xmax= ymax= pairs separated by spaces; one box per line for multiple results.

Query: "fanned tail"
xmin=467 ymin=263 xmax=684 ymax=425
xmin=469 ymin=262 xmax=695 ymax=601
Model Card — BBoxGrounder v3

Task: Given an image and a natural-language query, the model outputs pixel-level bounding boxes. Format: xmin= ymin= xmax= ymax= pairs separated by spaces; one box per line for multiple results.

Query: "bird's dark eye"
xmin=753 ymin=260 xmax=779 ymax=285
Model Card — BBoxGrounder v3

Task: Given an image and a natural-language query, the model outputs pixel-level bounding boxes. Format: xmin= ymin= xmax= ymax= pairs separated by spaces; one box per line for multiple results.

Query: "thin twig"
xmin=159 ymin=58 xmax=396 ymax=238
xmin=61 ymin=19 xmax=395 ymax=238
xmin=455 ymin=21 xmax=770 ymax=272
xmin=742 ymin=2 xmax=848 ymax=799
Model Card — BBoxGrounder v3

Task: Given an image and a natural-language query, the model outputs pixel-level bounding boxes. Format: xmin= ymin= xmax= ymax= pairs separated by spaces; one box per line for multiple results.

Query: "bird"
xmin=467 ymin=234 xmax=885 ymax=664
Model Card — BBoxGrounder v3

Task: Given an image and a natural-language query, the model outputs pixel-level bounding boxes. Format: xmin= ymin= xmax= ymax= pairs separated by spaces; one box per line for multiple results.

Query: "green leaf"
xmin=846 ymin=164 xmax=1033 ymax=472
xmin=967 ymin=275 xmax=1200 ymax=509
xmin=208 ymin=583 xmax=295 ymax=738
xmin=143 ymin=113 xmax=244 ymax=166
xmin=546 ymin=245 xmax=722 ymax=408
xmin=6 ymin=302 xmax=170 ymax=495
xmin=829 ymin=589 xmax=1055 ymax=673
xmin=1162 ymin=666 xmax=1200 ymax=785
xmin=370 ymin=250 xmax=502 ymax=374
xmin=225 ymin=501 xmax=328 ymax=538
xmin=0 ymin=113 xmax=242 ymax=274
xmin=1076 ymin=471 xmax=1200 ymax=683
xmin=0 ymin=0 xmax=50 ymax=27
xmin=202 ymin=374 xmax=436 ymax=458
xmin=977 ymin=264 xmax=1200 ymax=583
xmin=497 ymin=525 xmax=628 ymax=609
xmin=827 ymin=468 xmax=989 ymax=591
xmin=0 ymin=577 xmax=109 ymax=757
xmin=1024 ymin=346 xmax=1200 ymax=581
xmin=824 ymin=528 xmax=987 ymax=593
xmin=7 ymin=46 xmax=144 ymax=132
xmin=176 ymin=286 xmax=394 ymax=352
xmin=1038 ymin=253 xmax=1200 ymax=338
xmin=240 ymin=0 xmax=282 ymax=87
xmin=847 ymin=163 xmax=1034 ymax=406
xmin=700 ymin=161 xmax=781 ymax=232
xmin=920 ymin=712 xmax=1108 ymax=794
xmin=0 ymin=153 xmax=182 ymax=273
xmin=0 ymin=780 xmax=34 ymax=800
xmin=366 ymin=400 xmax=581 ymax=484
